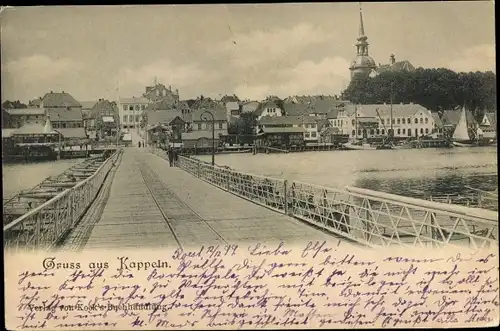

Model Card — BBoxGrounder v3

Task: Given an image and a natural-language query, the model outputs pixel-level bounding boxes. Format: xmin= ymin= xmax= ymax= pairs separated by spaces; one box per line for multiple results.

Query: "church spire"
xmin=358 ymin=3 xmax=365 ymax=39
xmin=356 ymin=3 xmax=369 ymax=56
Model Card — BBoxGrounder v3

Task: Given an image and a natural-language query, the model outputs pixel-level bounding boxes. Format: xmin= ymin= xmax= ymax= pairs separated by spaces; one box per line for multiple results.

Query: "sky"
xmin=0 ymin=2 xmax=495 ymax=103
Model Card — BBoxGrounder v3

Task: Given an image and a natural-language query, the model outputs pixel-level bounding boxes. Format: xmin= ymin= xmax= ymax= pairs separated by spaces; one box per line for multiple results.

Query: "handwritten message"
xmin=6 ymin=242 xmax=499 ymax=329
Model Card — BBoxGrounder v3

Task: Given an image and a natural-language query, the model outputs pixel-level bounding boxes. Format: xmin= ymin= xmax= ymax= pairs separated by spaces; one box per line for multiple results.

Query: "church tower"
xmin=349 ymin=4 xmax=377 ymax=80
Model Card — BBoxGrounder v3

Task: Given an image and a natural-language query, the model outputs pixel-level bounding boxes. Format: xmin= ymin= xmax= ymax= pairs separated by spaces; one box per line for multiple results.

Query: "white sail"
xmin=452 ymin=107 xmax=470 ymax=141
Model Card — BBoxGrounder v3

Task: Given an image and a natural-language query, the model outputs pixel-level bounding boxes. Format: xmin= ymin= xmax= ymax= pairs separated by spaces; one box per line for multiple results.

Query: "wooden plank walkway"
xmin=80 ymin=148 xmax=341 ymax=250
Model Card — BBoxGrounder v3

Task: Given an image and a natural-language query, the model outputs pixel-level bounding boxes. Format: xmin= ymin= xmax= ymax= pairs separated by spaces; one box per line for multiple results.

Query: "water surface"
xmin=196 ymin=147 xmax=498 ymax=199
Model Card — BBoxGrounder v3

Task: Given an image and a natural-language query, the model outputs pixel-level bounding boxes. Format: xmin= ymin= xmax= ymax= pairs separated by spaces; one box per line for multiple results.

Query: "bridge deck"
xmin=67 ymin=148 xmax=340 ymax=250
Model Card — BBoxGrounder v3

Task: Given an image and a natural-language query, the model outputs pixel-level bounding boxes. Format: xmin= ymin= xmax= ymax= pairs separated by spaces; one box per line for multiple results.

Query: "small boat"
xmin=452 ymin=106 xmax=480 ymax=147
xmin=343 ymin=141 xmax=378 ymax=150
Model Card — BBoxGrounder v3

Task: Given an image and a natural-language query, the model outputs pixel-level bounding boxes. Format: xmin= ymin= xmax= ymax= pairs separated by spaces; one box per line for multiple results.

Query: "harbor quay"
xmin=3 ymin=147 xmax=497 ymax=253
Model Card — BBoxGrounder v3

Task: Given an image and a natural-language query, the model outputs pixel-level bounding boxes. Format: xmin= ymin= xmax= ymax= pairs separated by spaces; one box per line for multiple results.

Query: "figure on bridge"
xmin=167 ymin=148 xmax=174 ymax=167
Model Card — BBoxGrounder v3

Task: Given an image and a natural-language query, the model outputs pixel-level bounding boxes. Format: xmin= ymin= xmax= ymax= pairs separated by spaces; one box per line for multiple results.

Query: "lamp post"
xmin=56 ymin=114 xmax=62 ymax=160
xmin=200 ymin=110 xmax=215 ymax=166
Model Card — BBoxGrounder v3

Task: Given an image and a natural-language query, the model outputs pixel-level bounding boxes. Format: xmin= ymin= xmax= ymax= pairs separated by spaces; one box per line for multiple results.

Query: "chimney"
xmin=169 ymin=85 xmax=172 ymax=91
xmin=390 ymin=54 xmax=396 ymax=65
xmin=50 ymin=91 xmax=53 ymax=93
xmin=62 ymin=91 xmax=65 ymax=93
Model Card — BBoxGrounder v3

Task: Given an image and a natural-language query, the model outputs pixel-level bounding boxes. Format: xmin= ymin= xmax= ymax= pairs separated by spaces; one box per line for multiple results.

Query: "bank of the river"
xmin=196 ymin=147 xmax=498 ymax=199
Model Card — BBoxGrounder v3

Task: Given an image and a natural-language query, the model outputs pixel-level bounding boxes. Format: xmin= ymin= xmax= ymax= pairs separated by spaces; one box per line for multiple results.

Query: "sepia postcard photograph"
xmin=1 ymin=2 xmax=498 ymax=330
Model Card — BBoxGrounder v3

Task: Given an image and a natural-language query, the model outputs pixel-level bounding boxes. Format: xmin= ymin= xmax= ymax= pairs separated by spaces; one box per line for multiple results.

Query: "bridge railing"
xmin=178 ymin=156 xmax=498 ymax=249
xmin=3 ymin=149 xmax=122 ymax=252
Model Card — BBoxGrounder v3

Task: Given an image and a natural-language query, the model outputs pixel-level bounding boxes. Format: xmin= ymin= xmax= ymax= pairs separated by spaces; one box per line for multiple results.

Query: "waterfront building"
xmin=3 ymin=108 xmax=46 ymax=128
xmin=117 ymin=96 xmax=149 ymax=130
xmin=257 ymin=115 xmax=318 ymax=143
xmin=146 ymin=109 xmax=185 ymax=146
xmin=188 ymin=108 xmax=228 ymax=136
xmin=220 ymin=96 xmax=241 ymax=123
xmin=254 ymin=117 xmax=305 ymax=148
xmin=480 ymin=112 xmax=497 ymax=140
xmin=331 ymin=103 xmax=436 ymax=139
xmin=80 ymin=100 xmax=98 ymax=133
xmin=46 ymin=107 xmax=87 ymax=144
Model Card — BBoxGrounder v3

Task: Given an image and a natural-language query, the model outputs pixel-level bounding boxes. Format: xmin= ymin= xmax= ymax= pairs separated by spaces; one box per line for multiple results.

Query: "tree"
xmin=341 ymin=68 xmax=497 ymax=117
xmin=2 ymin=100 xmax=27 ymax=109
xmin=228 ymin=112 xmax=258 ymax=135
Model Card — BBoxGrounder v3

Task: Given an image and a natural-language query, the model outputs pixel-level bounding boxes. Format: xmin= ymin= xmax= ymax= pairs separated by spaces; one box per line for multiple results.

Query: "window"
xmin=352 ymin=119 xmax=355 ymax=126
xmin=135 ymin=105 xmax=140 ymax=111
xmin=381 ymin=129 xmax=385 ymax=134
xmin=305 ymin=132 xmax=310 ymax=138
xmin=352 ymin=130 xmax=355 ymax=136
xmin=408 ymin=129 xmax=411 ymax=136
xmin=218 ymin=122 xmax=223 ymax=129
xmin=414 ymin=118 xmax=418 ymax=124
xmin=129 ymin=115 xmax=133 ymax=122
xmin=197 ymin=123 xmax=202 ymax=130
xmin=420 ymin=128 xmax=424 ymax=134
xmin=392 ymin=119 xmax=395 ymax=125
xmin=311 ymin=132 xmax=317 ymax=138
xmin=425 ymin=117 xmax=428 ymax=124
xmin=381 ymin=119 xmax=385 ymax=125
xmin=129 ymin=106 xmax=134 ymax=111
xmin=420 ymin=118 xmax=423 ymax=124
xmin=376 ymin=129 xmax=380 ymax=134
xmin=340 ymin=120 xmax=343 ymax=126
xmin=156 ymin=90 xmax=160 ymax=96
xmin=397 ymin=129 xmax=401 ymax=135
xmin=62 ymin=123 xmax=67 ymax=128
xmin=312 ymin=124 xmax=316 ymax=128
xmin=135 ymin=115 xmax=140 ymax=122
xmin=123 ymin=105 xmax=127 ymax=111
xmin=415 ymin=128 xmax=418 ymax=136
xmin=402 ymin=128 xmax=406 ymax=134
xmin=141 ymin=105 xmax=146 ymax=110
xmin=425 ymin=128 xmax=429 ymax=134
xmin=402 ymin=118 xmax=405 ymax=124
xmin=408 ymin=118 xmax=411 ymax=124
xmin=397 ymin=118 xmax=401 ymax=124
xmin=370 ymin=129 xmax=375 ymax=135
xmin=358 ymin=129 xmax=362 ymax=136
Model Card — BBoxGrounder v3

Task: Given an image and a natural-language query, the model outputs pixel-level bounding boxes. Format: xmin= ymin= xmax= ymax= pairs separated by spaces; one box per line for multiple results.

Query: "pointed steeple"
xmin=358 ymin=3 xmax=365 ymax=39
xmin=44 ymin=115 xmax=54 ymax=133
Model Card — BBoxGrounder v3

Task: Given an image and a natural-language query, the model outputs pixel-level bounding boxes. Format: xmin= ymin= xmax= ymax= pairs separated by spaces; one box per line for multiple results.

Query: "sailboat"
xmin=452 ymin=107 xmax=476 ymax=147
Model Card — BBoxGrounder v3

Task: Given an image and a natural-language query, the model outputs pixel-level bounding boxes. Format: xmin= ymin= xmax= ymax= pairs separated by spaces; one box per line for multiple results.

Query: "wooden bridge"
xmin=59 ymin=148 xmax=337 ymax=251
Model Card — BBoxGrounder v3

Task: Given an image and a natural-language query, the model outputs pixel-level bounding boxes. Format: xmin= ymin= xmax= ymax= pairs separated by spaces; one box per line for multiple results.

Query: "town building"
xmin=219 ymin=95 xmax=241 ymax=123
xmin=257 ymin=115 xmax=318 ymax=143
xmin=40 ymin=91 xmax=82 ymax=109
xmin=331 ymin=103 xmax=436 ymax=139
xmin=89 ymin=99 xmax=120 ymax=139
xmin=46 ymin=107 xmax=87 ymax=143
xmin=241 ymin=101 xmax=260 ymax=113
xmin=143 ymin=82 xmax=180 ymax=105
xmin=480 ymin=112 xmax=497 ymax=140
xmin=181 ymin=108 xmax=228 ymax=149
xmin=146 ymin=110 xmax=185 ymax=147
xmin=3 ymin=108 xmax=46 ymax=128
xmin=349 ymin=7 xmax=415 ymax=80
xmin=117 ymin=96 xmax=150 ymax=130
xmin=255 ymin=101 xmax=283 ymax=120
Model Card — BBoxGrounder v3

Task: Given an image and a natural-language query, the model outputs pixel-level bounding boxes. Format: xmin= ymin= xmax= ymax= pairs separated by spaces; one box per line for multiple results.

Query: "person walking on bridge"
xmin=167 ymin=147 xmax=174 ymax=167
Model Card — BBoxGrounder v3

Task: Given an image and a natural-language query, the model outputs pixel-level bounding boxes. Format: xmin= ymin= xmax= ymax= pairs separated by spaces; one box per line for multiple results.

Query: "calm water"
xmin=2 ymin=159 xmax=82 ymax=200
xmin=197 ymin=147 xmax=498 ymax=199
